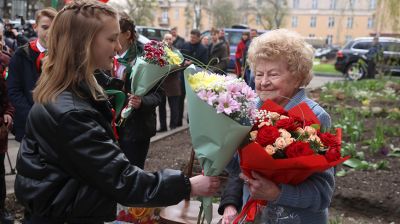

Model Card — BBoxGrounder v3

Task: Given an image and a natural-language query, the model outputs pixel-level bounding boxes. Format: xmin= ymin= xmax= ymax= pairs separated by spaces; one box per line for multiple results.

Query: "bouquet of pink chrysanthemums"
xmin=184 ymin=66 xmax=258 ymax=223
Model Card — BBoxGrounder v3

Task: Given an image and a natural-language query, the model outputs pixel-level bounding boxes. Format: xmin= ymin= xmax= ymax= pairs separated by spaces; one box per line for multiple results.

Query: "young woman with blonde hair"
xmin=15 ymin=1 xmax=219 ymax=223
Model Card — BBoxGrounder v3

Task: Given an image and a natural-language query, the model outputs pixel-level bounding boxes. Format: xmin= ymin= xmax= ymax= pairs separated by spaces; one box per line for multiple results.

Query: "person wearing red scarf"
xmin=6 ymin=7 xmax=56 ymax=142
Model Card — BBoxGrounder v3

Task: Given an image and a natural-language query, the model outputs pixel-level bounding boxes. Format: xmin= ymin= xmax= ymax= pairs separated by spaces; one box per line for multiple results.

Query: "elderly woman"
xmin=219 ymin=29 xmax=333 ymax=224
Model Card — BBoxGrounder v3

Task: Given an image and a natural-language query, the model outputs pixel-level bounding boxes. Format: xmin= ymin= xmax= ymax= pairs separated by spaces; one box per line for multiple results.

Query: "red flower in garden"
xmin=255 ymin=125 xmax=280 ymax=147
xmin=285 ymin=141 xmax=315 ymax=158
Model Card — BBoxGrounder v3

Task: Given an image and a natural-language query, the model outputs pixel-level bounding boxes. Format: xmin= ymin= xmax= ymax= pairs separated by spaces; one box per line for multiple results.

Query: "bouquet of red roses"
xmin=233 ymin=99 xmax=349 ymax=223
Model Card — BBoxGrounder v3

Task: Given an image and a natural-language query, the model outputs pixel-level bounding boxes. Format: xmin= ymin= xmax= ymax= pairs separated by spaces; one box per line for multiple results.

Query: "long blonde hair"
xmin=33 ymin=0 xmax=118 ymax=103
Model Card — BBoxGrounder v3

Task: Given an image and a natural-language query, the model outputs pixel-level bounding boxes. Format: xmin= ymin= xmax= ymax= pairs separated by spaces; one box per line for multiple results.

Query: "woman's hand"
xmin=222 ymin=205 xmax=237 ymax=224
xmin=128 ymin=95 xmax=142 ymax=109
xmin=3 ymin=114 xmax=12 ymax=129
xmin=189 ymin=175 xmax=220 ymax=197
xmin=240 ymin=171 xmax=281 ymax=201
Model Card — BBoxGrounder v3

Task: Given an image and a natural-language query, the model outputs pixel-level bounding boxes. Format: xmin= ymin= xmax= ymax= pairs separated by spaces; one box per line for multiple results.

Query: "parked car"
xmin=314 ymin=46 xmax=340 ymax=60
xmin=201 ymin=28 xmax=267 ymax=71
xmin=136 ymin=26 xmax=170 ymax=41
xmin=335 ymin=37 xmax=400 ymax=80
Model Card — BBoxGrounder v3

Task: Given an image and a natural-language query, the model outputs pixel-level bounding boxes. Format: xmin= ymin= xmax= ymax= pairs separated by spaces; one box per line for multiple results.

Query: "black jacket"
xmin=208 ymin=41 xmax=229 ymax=73
xmin=7 ymin=43 xmax=40 ymax=141
xmin=15 ymin=85 xmax=191 ymax=222
xmin=181 ymin=41 xmax=209 ymax=66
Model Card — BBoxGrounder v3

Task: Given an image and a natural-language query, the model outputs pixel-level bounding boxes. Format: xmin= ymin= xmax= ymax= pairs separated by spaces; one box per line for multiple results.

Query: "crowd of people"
xmin=0 ymin=0 xmax=340 ymax=223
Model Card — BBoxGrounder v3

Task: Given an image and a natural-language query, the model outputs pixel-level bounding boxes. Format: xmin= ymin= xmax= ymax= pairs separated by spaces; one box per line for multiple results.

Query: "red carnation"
xmin=325 ymin=147 xmax=341 ymax=162
xmin=319 ymin=132 xmax=340 ymax=147
xmin=145 ymin=52 xmax=154 ymax=59
xmin=276 ymin=118 xmax=298 ymax=131
xmin=285 ymin=141 xmax=314 ymax=158
xmin=255 ymin=126 xmax=280 ymax=147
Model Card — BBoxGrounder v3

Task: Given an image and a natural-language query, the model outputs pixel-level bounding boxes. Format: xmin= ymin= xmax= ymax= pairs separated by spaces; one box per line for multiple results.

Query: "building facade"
xmin=152 ymin=0 xmax=399 ymax=46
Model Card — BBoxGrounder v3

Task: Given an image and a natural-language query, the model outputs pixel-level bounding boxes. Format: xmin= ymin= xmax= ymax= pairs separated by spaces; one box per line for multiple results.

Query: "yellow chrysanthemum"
xmin=165 ymin=47 xmax=183 ymax=65
xmin=188 ymin=72 xmax=225 ymax=92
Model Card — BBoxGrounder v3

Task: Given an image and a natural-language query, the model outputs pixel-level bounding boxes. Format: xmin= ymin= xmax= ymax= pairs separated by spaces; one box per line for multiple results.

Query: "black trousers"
xmin=0 ymin=153 xmax=5 ymax=211
xmin=119 ymin=137 xmax=150 ymax=169
xmin=367 ymin=61 xmax=376 ymax=78
xmin=158 ymin=95 xmax=180 ymax=130
xmin=177 ymin=73 xmax=186 ymax=126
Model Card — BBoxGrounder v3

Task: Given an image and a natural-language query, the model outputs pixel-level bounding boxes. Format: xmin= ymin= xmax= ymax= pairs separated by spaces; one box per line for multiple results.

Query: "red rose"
xmin=319 ymin=132 xmax=340 ymax=147
xmin=285 ymin=141 xmax=314 ymax=158
xmin=276 ymin=118 xmax=298 ymax=131
xmin=325 ymin=147 xmax=341 ymax=162
xmin=292 ymin=116 xmax=315 ymax=128
xmin=255 ymin=126 xmax=280 ymax=147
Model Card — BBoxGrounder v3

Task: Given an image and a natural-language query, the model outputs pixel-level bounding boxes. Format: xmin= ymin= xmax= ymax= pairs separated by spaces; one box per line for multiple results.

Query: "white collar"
xmin=36 ymin=40 xmax=46 ymax=53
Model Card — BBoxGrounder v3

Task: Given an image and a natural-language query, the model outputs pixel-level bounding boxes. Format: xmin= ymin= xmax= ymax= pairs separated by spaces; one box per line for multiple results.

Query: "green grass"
xmin=312 ymin=62 xmax=341 ymax=75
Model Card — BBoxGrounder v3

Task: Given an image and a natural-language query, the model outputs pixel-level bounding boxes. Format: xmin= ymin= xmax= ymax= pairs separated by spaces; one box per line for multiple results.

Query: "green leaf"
xmin=388 ymin=152 xmax=400 ymax=157
xmin=343 ymin=158 xmax=369 ymax=170
xmin=336 ymin=169 xmax=347 ymax=177
xmin=311 ymin=124 xmax=321 ymax=130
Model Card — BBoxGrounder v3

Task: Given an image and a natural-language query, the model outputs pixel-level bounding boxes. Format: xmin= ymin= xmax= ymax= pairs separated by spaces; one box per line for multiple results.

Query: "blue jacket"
xmin=7 ymin=43 xmax=40 ymax=141
xmin=219 ymin=89 xmax=334 ymax=224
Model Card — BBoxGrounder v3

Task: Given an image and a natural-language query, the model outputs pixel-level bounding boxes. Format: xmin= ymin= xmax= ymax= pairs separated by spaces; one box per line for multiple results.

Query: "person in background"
xmin=218 ymin=28 xmax=230 ymax=67
xmin=178 ymin=29 xmax=208 ymax=127
xmin=234 ymin=31 xmax=250 ymax=78
xmin=220 ymin=29 xmax=333 ymax=224
xmin=157 ymin=33 xmax=182 ymax=132
xmin=0 ymin=34 xmax=14 ymax=224
xmin=7 ymin=7 xmax=57 ymax=142
xmin=117 ymin=15 xmax=160 ymax=169
xmin=242 ymin=28 xmax=258 ymax=89
xmin=365 ymin=36 xmax=383 ymax=79
xmin=208 ymin=28 xmax=228 ymax=74
xmin=200 ymin=35 xmax=209 ymax=47
xmin=171 ymin=26 xmax=185 ymax=50
xmin=14 ymin=1 xmax=220 ymax=223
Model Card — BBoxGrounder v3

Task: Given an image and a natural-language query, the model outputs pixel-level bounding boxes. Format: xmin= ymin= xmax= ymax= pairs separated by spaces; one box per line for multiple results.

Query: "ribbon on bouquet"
xmin=233 ymin=199 xmax=267 ymax=223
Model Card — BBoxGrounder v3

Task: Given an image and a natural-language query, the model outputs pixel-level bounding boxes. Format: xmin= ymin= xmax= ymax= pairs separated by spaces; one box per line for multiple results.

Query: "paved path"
xmin=4 ymin=74 xmax=344 ymax=194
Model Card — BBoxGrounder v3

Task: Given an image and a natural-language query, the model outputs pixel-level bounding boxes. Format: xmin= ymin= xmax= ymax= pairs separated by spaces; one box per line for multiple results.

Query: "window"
xmin=330 ymin=0 xmax=336 ymax=9
xmin=328 ymin=16 xmax=335 ymax=28
xmin=174 ymin=9 xmax=179 ymax=19
xmin=347 ymin=17 xmax=353 ymax=28
xmin=352 ymin=41 xmax=372 ymax=50
xmin=242 ymin=15 xmax=248 ymax=24
xmin=293 ymin=0 xmax=299 ymax=8
xmin=256 ymin=15 xmax=261 ymax=25
xmin=310 ymin=16 xmax=317 ymax=27
xmin=291 ymin=16 xmax=298 ymax=28
xmin=349 ymin=0 xmax=355 ymax=9
xmin=382 ymin=42 xmax=400 ymax=52
xmin=327 ymin=35 xmax=333 ymax=45
xmin=369 ymin=0 xmax=376 ymax=9
xmin=312 ymin=0 xmax=318 ymax=9
xmin=162 ymin=9 xmax=168 ymax=20
xmin=367 ymin=17 xmax=374 ymax=29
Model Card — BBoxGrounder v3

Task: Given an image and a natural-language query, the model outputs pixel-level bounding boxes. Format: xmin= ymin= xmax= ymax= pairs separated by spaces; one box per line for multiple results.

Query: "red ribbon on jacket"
xmin=29 ymin=40 xmax=46 ymax=73
xmin=111 ymin=108 xmax=119 ymax=141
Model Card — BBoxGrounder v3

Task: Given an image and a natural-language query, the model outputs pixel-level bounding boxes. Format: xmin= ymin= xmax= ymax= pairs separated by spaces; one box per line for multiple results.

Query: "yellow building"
xmin=153 ymin=0 xmax=399 ymax=46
